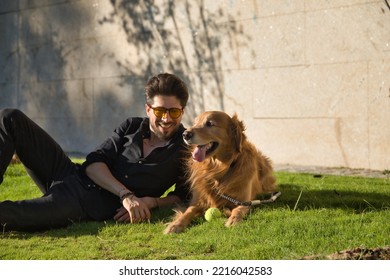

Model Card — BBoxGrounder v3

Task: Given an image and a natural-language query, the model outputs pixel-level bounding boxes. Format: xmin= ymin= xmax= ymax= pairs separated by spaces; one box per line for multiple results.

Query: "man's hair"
xmin=145 ymin=73 xmax=189 ymax=108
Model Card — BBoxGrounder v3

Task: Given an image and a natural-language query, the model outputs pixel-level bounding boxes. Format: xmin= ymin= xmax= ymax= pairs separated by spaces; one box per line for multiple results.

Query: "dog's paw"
xmin=225 ymin=215 xmax=244 ymax=227
xmin=163 ymin=223 xmax=185 ymax=234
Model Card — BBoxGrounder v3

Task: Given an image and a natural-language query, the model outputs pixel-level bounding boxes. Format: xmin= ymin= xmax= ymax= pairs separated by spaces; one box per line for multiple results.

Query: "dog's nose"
xmin=182 ymin=130 xmax=193 ymax=140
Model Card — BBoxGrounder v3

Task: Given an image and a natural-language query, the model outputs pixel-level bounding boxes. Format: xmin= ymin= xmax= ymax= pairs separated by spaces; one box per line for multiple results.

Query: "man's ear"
xmin=145 ymin=104 xmax=151 ymax=115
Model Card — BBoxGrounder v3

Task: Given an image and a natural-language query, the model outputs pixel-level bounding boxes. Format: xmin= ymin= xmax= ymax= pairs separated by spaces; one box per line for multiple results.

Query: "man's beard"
xmin=151 ymin=120 xmax=179 ymax=141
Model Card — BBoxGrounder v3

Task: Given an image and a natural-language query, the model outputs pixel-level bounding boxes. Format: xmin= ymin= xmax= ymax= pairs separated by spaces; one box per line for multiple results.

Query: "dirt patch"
xmin=327 ymin=247 xmax=390 ymax=260
xmin=303 ymin=247 xmax=390 ymax=260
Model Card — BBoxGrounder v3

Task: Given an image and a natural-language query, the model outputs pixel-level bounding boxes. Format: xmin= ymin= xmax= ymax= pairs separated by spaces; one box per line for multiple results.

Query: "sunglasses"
xmin=148 ymin=105 xmax=183 ymax=119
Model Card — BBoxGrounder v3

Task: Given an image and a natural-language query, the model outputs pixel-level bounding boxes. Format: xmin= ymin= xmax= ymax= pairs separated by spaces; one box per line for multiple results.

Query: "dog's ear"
xmin=230 ymin=113 xmax=245 ymax=153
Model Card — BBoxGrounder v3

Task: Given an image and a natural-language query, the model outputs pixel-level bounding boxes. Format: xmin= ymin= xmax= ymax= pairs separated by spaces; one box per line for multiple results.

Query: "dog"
xmin=164 ymin=111 xmax=276 ymax=234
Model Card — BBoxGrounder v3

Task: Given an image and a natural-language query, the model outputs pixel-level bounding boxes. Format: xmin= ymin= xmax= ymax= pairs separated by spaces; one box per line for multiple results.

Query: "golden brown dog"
xmin=164 ymin=111 xmax=276 ymax=234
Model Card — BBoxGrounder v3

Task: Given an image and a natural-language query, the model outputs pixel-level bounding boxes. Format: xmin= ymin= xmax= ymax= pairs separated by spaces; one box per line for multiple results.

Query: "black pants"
xmin=0 ymin=108 xmax=120 ymax=231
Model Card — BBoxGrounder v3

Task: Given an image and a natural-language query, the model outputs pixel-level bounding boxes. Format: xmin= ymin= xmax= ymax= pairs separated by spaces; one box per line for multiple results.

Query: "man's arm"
xmin=85 ymin=162 xmax=151 ymax=223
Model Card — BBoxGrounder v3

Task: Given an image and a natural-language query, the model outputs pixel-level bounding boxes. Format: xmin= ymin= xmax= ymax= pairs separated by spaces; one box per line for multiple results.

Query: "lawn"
xmin=0 ymin=162 xmax=389 ymax=260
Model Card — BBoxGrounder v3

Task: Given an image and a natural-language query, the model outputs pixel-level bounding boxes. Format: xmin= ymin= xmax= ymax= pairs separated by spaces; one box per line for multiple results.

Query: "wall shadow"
xmin=2 ymin=1 xmax=254 ymax=152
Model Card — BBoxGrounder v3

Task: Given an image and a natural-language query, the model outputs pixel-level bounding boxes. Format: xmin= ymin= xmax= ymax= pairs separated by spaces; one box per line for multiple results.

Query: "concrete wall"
xmin=0 ymin=0 xmax=389 ymax=170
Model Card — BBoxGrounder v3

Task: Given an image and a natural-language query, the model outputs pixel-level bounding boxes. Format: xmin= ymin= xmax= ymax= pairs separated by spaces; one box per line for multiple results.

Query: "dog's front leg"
xmin=164 ymin=205 xmax=203 ymax=234
xmin=225 ymin=205 xmax=250 ymax=227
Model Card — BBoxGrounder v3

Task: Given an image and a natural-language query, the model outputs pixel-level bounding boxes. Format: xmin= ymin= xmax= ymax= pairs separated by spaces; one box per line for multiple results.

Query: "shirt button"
xmin=125 ymin=175 xmax=128 ymax=178
xmin=138 ymin=160 xmax=142 ymax=164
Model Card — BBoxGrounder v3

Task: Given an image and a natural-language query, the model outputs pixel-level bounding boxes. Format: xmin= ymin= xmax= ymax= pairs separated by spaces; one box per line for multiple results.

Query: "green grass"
xmin=0 ymin=162 xmax=389 ymax=260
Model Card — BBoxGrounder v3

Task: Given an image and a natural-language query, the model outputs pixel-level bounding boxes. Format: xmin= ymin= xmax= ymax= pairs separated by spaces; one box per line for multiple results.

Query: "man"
xmin=0 ymin=73 xmax=190 ymax=231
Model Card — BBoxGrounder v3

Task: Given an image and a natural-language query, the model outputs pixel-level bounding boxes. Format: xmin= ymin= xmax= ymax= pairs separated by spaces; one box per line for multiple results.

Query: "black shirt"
xmin=81 ymin=117 xmax=190 ymax=200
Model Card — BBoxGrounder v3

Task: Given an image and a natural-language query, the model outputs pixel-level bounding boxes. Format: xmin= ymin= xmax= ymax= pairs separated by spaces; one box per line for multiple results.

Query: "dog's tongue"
xmin=192 ymin=145 xmax=207 ymax=162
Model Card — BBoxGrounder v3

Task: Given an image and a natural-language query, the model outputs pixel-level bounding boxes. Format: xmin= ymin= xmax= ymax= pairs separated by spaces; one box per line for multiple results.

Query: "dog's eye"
xmin=206 ymin=120 xmax=214 ymax=127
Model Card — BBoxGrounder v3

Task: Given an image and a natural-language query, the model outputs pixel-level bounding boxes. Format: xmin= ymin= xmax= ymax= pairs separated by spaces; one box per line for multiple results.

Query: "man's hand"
xmin=114 ymin=196 xmax=158 ymax=223
xmin=114 ymin=206 xmax=130 ymax=222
